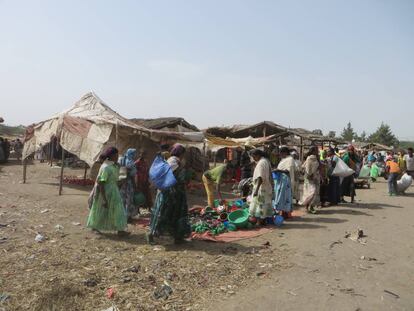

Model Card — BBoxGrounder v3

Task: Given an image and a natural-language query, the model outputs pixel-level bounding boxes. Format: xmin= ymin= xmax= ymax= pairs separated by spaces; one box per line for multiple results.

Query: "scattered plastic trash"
xmin=35 ymin=234 xmax=45 ymax=243
xmin=0 ymin=293 xmax=10 ymax=302
xmin=101 ymin=306 xmax=119 ymax=311
xmin=55 ymin=224 xmax=64 ymax=231
xmin=153 ymin=282 xmax=173 ymax=300
xmin=83 ymin=278 xmax=98 ymax=287
xmin=40 ymin=209 xmax=49 ymax=214
xmin=72 ymin=222 xmax=81 ymax=226
xmin=106 ymin=288 xmax=115 ymax=299
xmin=345 ymin=228 xmax=366 ymax=244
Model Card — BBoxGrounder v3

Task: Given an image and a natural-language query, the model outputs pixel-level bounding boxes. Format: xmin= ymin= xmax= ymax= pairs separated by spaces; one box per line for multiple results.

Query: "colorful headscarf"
xmin=101 ymin=147 xmax=118 ymax=160
xmin=170 ymin=144 xmax=186 ymax=157
xmin=123 ymin=148 xmax=137 ymax=167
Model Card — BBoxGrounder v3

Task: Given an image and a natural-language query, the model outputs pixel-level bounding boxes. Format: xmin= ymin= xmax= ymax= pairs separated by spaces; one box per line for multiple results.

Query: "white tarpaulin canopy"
xmin=23 ymin=92 xmax=206 ymax=166
xmin=23 ymin=92 xmax=155 ymax=166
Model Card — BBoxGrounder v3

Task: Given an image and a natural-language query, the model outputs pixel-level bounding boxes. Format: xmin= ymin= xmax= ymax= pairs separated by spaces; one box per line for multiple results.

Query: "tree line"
xmin=313 ymin=122 xmax=406 ymax=147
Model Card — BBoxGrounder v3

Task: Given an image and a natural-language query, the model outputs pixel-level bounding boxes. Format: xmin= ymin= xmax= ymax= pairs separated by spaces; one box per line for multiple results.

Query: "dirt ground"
xmin=1 ymin=161 xmax=413 ymax=311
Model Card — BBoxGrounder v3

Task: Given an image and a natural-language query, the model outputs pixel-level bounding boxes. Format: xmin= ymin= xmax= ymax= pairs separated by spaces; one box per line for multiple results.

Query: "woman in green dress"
xmin=147 ymin=144 xmax=191 ymax=244
xmin=87 ymin=147 xmax=129 ymax=236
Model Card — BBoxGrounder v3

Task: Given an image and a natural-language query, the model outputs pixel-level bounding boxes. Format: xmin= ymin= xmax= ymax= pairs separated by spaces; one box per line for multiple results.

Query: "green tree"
xmin=368 ymin=123 xmax=399 ymax=147
xmin=358 ymin=131 xmax=368 ymax=142
xmin=327 ymin=131 xmax=336 ymax=138
xmin=340 ymin=122 xmax=356 ymax=142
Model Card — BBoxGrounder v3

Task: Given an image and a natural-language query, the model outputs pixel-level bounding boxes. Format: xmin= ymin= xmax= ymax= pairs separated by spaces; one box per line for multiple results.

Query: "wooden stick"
xmin=115 ymin=122 xmax=119 ymax=149
xmin=23 ymin=159 xmax=27 ymax=184
xmin=203 ymin=142 xmax=207 ymax=171
xmin=300 ymin=137 xmax=304 ymax=162
xmin=83 ymin=162 xmax=88 ymax=186
xmin=50 ymin=139 xmax=54 ymax=167
xmin=59 ymin=149 xmax=65 ymax=195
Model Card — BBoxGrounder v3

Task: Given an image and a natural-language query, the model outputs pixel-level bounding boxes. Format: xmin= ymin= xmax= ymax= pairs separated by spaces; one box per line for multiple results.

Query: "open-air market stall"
xmin=205 ymin=121 xmax=289 ymax=139
xmin=132 ymin=118 xmax=206 ymax=173
xmin=205 ymin=121 xmax=344 ymax=160
xmin=22 ymin=92 xmax=159 ymax=194
xmin=22 ymin=92 xmax=209 ymax=194
xmin=360 ymin=142 xmax=393 ymax=152
xmin=281 ymin=128 xmax=343 ymax=160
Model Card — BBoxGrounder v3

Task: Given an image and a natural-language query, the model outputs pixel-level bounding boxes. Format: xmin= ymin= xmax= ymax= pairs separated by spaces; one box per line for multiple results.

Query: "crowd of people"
xmin=383 ymin=148 xmax=414 ymax=196
xmin=0 ymin=137 xmax=23 ymax=163
xmin=82 ymin=142 xmax=413 ymax=245
xmin=86 ymin=144 xmax=192 ymax=244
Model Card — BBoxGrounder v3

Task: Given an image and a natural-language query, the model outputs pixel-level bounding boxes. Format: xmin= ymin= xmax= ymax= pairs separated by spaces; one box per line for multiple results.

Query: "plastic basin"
xmin=228 ymin=209 xmax=250 ymax=228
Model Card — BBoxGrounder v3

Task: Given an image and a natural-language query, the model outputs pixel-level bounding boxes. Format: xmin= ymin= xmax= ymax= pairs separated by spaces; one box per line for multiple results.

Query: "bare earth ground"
xmin=0 ymin=161 xmax=413 ymax=311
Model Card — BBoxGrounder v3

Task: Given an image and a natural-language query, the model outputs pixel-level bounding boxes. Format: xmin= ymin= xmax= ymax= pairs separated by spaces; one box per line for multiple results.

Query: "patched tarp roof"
xmin=131 ymin=117 xmax=199 ymax=132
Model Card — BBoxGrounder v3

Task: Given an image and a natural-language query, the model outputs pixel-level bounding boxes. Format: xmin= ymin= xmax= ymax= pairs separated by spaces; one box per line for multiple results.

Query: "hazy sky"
xmin=1 ymin=0 xmax=413 ymax=139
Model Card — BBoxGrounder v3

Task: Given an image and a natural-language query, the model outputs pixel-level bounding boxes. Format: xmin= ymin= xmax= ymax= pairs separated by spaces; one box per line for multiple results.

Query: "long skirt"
xmin=249 ymin=183 xmax=274 ymax=219
xmin=273 ymin=172 xmax=292 ymax=213
xmin=119 ymin=178 xmax=138 ymax=218
xmin=341 ymin=175 xmax=356 ymax=198
xmin=300 ymin=178 xmax=320 ymax=207
xmin=328 ymin=176 xmax=341 ymax=205
xmin=149 ymin=185 xmax=191 ymax=240
xmin=320 ymin=182 xmax=329 ymax=204
xmin=87 ymin=185 xmax=127 ymax=232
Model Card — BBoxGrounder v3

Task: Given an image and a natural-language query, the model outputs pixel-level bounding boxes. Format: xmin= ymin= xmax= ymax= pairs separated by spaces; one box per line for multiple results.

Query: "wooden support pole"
xmin=83 ymin=162 xmax=88 ymax=186
xmin=203 ymin=142 xmax=207 ymax=171
xmin=50 ymin=139 xmax=54 ymax=167
xmin=23 ymin=159 xmax=27 ymax=184
xmin=59 ymin=149 xmax=65 ymax=196
xmin=115 ymin=122 xmax=119 ymax=149
xmin=213 ymin=151 xmax=217 ymax=168
xmin=300 ymin=137 xmax=304 ymax=162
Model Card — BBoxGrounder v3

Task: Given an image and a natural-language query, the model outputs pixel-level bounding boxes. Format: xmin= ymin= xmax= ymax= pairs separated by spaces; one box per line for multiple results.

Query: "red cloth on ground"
xmin=191 ymin=227 xmax=273 ymax=243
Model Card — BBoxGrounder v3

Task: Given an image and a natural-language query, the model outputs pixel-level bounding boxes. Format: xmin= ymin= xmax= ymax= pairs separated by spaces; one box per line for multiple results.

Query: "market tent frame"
xmin=22 ymin=92 xmax=209 ymax=194
xmin=131 ymin=117 xmax=200 ymax=132
xmin=205 ymin=121 xmax=288 ymax=139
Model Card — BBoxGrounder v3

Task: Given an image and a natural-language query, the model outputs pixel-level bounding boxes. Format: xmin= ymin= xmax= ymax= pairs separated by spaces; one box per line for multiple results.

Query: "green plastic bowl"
xmin=228 ymin=209 xmax=250 ymax=228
